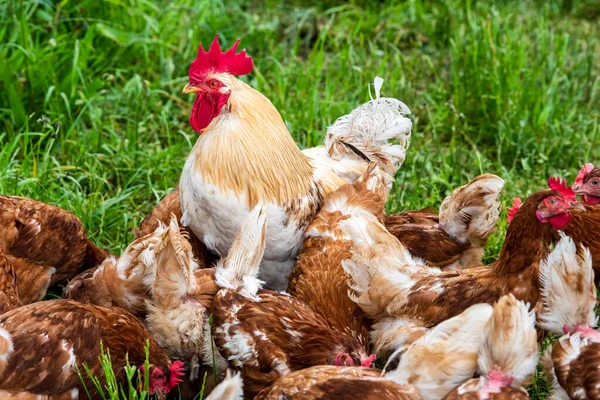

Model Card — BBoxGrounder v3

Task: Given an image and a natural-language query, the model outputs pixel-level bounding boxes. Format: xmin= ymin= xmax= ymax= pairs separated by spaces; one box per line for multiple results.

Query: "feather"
xmin=205 ymin=370 xmax=244 ymax=400
xmin=215 ymin=203 xmax=267 ymax=299
xmin=538 ymin=234 xmax=597 ymax=334
xmin=478 ymin=295 xmax=539 ymax=386
xmin=386 ymin=303 xmax=493 ymax=400
xmin=438 ymin=174 xmax=505 ymax=245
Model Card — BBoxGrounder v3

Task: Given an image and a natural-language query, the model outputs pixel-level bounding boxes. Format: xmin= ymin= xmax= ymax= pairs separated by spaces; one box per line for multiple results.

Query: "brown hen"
xmin=145 ymin=215 xmax=222 ymax=382
xmin=287 ymin=163 xmax=389 ymax=367
xmin=210 ymin=205 xmax=373 ymax=397
xmin=538 ymin=233 xmax=600 ymax=399
xmin=258 ymin=299 xmax=495 ymax=400
xmin=385 ymin=174 xmax=504 ymax=270
xmin=0 ymin=299 xmax=183 ymax=399
xmin=0 ymin=195 xmax=110 ymax=303
xmin=444 ymin=295 xmax=538 ymax=400
xmin=344 ymin=179 xmax=584 ymax=355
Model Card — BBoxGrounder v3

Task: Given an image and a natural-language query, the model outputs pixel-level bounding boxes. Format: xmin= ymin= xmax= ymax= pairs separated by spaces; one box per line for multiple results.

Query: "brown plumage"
xmin=259 ymin=299 xmax=496 ymax=400
xmin=537 ymin=231 xmax=600 ymax=399
xmin=287 ymin=165 xmax=389 ymax=368
xmin=0 ymin=195 xmax=110 ymax=303
xmin=344 ymin=188 xmax=584 ymax=355
xmin=0 ymin=251 xmax=21 ymax=314
xmin=384 ymin=174 xmax=504 ymax=270
xmin=135 ymin=188 xmax=215 ymax=268
xmin=255 ymin=366 xmax=417 ymax=400
xmin=210 ymin=205 xmax=372 ymax=397
xmin=563 ymin=205 xmax=600 ymax=278
xmin=0 ymin=299 xmax=183 ymax=398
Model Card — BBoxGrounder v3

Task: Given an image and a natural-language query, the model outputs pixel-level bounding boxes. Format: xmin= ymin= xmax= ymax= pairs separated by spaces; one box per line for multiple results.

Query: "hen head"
xmin=572 ymin=163 xmax=600 ymax=206
xmin=334 ymin=352 xmax=376 ymax=368
xmin=183 ymin=34 xmax=254 ymax=134
xmin=536 ymin=177 xmax=585 ymax=229
xmin=143 ymin=360 xmax=185 ymax=397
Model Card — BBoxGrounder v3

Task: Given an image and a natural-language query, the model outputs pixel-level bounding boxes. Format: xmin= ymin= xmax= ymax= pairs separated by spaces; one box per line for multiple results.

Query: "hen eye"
xmin=592 ymin=179 xmax=599 ymax=186
xmin=549 ymin=198 xmax=558 ymax=205
xmin=208 ymin=81 xmax=219 ymax=89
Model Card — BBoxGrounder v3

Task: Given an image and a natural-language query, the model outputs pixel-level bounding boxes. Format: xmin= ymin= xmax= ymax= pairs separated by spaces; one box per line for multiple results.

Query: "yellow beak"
xmin=182 ymin=84 xmax=203 ymax=94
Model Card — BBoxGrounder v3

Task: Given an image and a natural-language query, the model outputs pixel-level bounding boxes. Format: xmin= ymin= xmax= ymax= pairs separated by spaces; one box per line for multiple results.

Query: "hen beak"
xmin=569 ymin=201 xmax=586 ymax=213
xmin=182 ymin=84 xmax=203 ymax=94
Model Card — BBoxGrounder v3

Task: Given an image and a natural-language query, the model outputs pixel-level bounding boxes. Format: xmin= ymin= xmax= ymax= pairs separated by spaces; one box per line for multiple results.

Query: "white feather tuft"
xmin=325 ymin=89 xmax=412 ymax=177
xmin=205 ymin=370 xmax=244 ymax=400
xmin=538 ymin=234 xmax=597 ymax=334
xmin=215 ymin=203 xmax=267 ymax=299
xmin=478 ymin=295 xmax=539 ymax=385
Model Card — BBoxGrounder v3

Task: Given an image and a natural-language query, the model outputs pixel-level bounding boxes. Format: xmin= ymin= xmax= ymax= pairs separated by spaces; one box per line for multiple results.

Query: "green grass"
xmin=1 ymin=0 xmax=599 ymax=398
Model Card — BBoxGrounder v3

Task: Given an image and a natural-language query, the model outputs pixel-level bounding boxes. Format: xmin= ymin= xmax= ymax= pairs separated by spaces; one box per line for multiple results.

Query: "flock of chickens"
xmin=1 ymin=34 xmax=600 ymax=400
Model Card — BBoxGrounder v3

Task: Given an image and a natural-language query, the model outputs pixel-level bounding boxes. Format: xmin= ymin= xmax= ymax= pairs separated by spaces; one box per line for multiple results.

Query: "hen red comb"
xmin=189 ymin=34 xmax=254 ymax=79
xmin=574 ymin=163 xmax=595 ymax=186
xmin=548 ymin=177 xmax=576 ymax=200
xmin=168 ymin=360 xmax=185 ymax=389
xmin=507 ymin=197 xmax=522 ymax=224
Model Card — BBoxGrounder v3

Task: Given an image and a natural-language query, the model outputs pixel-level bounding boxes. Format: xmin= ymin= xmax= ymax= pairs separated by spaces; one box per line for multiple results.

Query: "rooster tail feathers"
xmin=151 ymin=215 xmax=197 ymax=307
xmin=538 ymin=234 xmax=597 ymax=334
xmin=387 ymin=303 xmax=494 ymax=399
xmin=216 ymin=203 xmax=267 ymax=298
xmin=478 ymin=294 xmax=539 ymax=386
xmin=326 ymin=77 xmax=412 ymax=177
xmin=205 ymin=370 xmax=244 ymax=400
xmin=439 ymin=174 xmax=505 ymax=245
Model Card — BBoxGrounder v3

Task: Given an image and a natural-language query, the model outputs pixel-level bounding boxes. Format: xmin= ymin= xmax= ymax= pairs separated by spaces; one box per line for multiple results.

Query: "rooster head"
xmin=572 ymin=163 xmax=600 ymax=206
xmin=536 ymin=177 xmax=585 ymax=229
xmin=183 ymin=34 xmax=254 ymax=134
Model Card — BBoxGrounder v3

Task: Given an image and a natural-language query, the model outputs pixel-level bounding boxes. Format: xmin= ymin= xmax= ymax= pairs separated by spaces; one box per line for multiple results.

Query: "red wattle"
xmin=584 ymin=195 xmax=600 ymax=206
xmin=548 ymin=213 xmax=572 ymax=229
xmin=190 ymin=95 xmax=216 ymax=134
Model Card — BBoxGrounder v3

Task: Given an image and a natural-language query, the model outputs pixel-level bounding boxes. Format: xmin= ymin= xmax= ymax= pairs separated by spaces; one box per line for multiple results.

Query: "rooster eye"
xmin=208 ymin=81 xmax=219 ymax=89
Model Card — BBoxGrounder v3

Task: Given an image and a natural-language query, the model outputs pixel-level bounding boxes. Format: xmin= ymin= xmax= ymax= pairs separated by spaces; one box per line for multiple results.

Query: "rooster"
xmin=287 ymin=163 xmax=391 ymax=366
xmin=179 ymin=35 xmax=412 ymax=290
xmin=444 ymin=295 xmax=538 ymax=399
xmin=0 ymin=195 xmax=110 ymax=303
xmin=256 ymin=300 xmax=494 ymax=400
xmin=210 ymin=204 xmax=375 ymax=397
xmin=343 ymin=177 xmax=585 ymax=355
xmin=0 ymin=299 xmax=184 ymax=399
xmin=385 ymin=174 xmax=504 ymax=270
xmin=538 ymin=234 xmax=600 ymax=399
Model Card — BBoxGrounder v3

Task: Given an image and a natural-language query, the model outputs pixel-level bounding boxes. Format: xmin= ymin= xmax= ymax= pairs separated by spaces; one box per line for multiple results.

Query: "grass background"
xmin=1 ymin=0 xmax=599 ymax=398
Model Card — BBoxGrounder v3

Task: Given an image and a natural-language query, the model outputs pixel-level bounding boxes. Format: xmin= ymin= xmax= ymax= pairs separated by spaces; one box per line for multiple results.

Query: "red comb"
xmin=168 ymin=360 xmax=185 ymax=389
xmin=548 ymin=177 xmax=576 ymax=200
xmin=575 ymin=163 xmax=595 ymax=186
xmin=189 ymin=34 xmax=254 ymax=79
xmin=507 ymin=197 xmax=522 ymax=224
